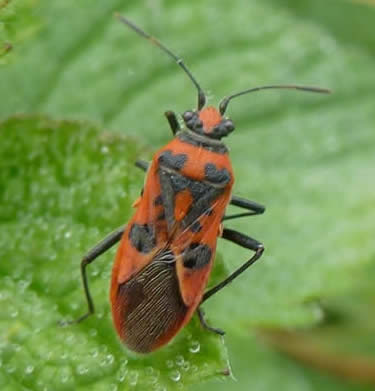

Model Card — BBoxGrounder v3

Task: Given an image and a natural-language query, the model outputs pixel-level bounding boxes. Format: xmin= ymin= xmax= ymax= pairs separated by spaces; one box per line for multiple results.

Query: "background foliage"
xmin=1 ymin=0 xmax=375 ymax=390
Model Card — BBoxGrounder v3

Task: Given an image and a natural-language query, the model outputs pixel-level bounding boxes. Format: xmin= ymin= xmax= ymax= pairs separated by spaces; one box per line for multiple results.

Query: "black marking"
xmin=190 ymin=220 xmax=202 ymax=233
xmin=159 ymin=167 xmax=224 ymax=232
xmin=157 ymin=211 xmax=165 ymax=221
xmin=210 ymin=119 xmax=235 ymax=139
xmin=169 ymin=173 xmax=190 ymax=193
xmin=182 ymin=111 xmax=194 ymax=122
xmin=158 ymin=169 xmax=178 ymax=231
xmin=177 ymin=131 xmax=228 ymax=154
xmin=183 ymin=243 xmax=212 ymax=269
xmin=204 ymin=163 xmax=231 ymax=185
xmin=204 ymin=207 xmax=214 ymax=216
xmin=158 ymin=150 xmax=187 ymax=171
xmin=154 ymin=195 xmax=163 ymax=206
xmin=183 ymin=111 xmax=203 ymax=134
xmin=128 ymin=223 xmax=156 ymax=253
xmin=116 ymin=250 xmax=187 ymax=353
xmin=158 ymin=167 xmax=225 ymax=234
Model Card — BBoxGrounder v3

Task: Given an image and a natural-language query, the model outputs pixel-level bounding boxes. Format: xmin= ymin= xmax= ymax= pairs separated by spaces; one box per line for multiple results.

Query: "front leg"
xmin=165 ymin=110 xmax=181 ymax=135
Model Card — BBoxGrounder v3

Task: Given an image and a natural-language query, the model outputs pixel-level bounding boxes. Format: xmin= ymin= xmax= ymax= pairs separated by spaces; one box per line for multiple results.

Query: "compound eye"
xmin=223 ymin=119 xmax=234 ymax=133
xmin=183 ymin=111 xmax=194 ymax=122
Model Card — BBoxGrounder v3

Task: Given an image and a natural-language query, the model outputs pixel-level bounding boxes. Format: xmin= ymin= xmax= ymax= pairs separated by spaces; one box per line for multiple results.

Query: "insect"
xmin=68 ymin=14 xmax=330 ymax=353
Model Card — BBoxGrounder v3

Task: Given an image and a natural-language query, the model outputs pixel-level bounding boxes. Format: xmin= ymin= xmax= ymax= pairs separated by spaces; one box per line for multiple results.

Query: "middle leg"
xmin=202 ymin=228 xmax=264 ymax=303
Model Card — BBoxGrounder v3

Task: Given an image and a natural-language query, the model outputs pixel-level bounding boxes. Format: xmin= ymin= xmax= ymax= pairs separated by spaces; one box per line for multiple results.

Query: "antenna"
xmin=219 ymin=84 xmax=331 ymax=115
xmin=115 ymin=13 xmax=206 ymax=110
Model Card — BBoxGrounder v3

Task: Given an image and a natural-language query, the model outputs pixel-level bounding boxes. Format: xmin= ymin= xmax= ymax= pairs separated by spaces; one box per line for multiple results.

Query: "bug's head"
xmin=183 ymin=107 xmax=235 ymax=140
xmin=116 ymin=15 xmax=331 ymax=141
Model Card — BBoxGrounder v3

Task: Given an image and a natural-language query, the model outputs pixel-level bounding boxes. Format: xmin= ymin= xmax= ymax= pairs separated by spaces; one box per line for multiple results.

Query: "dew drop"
xmin=182 ymin=361 xmax=190 ymax=372
xmin=60 ymin=372 xmax=69 ymax=384
xmin=189 ymin=340 xmax=200 ymax=353
xmin=146 ymin=367 xmax=159 ymax=385
xmin=77 ymin=364 xmax=88 ymax=375
xmin=10 ymin=309 xmax=19 ymax=318
xmin=18 ymin=279 xmax=31 ymax=291
xmin=97 ymin=311 xmax=104 ymax=319
xmin=60 ymin=367 xmax=73 ymax=384
xmin=100 ymin=354 xmax=115 ymax=367
xmin=169 ymin=369 xmax=181 ymax=382
xmin=128 ymin=371 xmax=139 ymax=387
xmin=60 ymin=351 xmax=68 ymax=360
xmin=25 ymin=365 xmax=34 ymax=375
xmin=120 ymin=359 xmax=129 ymax=367
xmin=64 ymin=231 xmax=72 ymax=239
xmin=116 ymin=367 xmax=128 ymax=382
xmin=66 ymin=333 xmax=75 ymax=344
xmin=165 ymin=359 xmax=174 ymax=368
xmin=175 ymin=355 xmax=184 ymax=366
xmin=101 ymin=145 xmax=109 ymax=154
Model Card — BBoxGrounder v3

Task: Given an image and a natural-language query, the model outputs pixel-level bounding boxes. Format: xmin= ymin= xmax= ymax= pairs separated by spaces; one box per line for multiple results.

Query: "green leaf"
xmin=0 ymin=0 xmax=41 ymax=64
xmin=1 ymin=0 xmax=375 ymax=390
xmin=0 ymin=115 xmax=229 ymax=390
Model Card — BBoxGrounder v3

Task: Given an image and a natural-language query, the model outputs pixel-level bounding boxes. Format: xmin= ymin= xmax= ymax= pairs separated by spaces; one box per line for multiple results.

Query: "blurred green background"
xmin=1 ymin=0 xmax=375 ymax=390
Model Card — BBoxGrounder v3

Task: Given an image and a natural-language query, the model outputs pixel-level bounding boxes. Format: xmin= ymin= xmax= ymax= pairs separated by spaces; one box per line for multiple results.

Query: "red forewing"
xmin=110 ymin=137 xmax=234 ymax=351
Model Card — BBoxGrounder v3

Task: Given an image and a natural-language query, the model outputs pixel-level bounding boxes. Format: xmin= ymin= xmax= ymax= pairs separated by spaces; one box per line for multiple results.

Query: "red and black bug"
xmin=68 ymin=14 xmax=330 ymax=353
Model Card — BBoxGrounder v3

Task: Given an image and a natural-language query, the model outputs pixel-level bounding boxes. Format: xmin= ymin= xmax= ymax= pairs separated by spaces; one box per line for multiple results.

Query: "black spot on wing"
xmin=158 ymin=168 xmax=225 ymax=234
xmin=204 ymin=163 xmax=231 ymax=185
xmin=190 ymin=220 xmax=202 ymax=233
xmin=158 ymin=150 xmax=187 ymax=171
xmin=183 ymin=243 xmax=212 ymax=269
xmin=154 ymin=195 xmax=163 ymax=206
xmin=170 ymin=173 xmax=190 ymax=193
xmin=129 ymin=223 xmax=156 ymax=253
xmin=157 ymin=211 xmax=165 ymax=221
xmin=182 ymin=184 xmax=223 ymax=230
xmin=158 ymin=169 xmax=178 ymax=231
xmin=189 ymin=180 xmax=209 ymax=201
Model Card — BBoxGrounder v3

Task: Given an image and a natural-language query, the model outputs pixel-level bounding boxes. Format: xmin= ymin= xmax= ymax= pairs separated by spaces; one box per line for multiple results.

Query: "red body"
xmin=110 ymin=107 xmax=234 ymax=353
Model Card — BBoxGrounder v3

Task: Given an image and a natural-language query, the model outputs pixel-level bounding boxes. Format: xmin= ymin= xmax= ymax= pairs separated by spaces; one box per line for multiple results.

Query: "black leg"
xmin=165 ymin=110 xmax=180 ymax=135
xmin=230 ymin=195 xmax=265 ymax=214
xmin=197 ymin=307 xmax=225 ymax=336
xmin=223 ymin=195 xmax=265 ymax=221
xmin=135 ymin=160 xmax=149 ymax=172
xmin=61 ymin=225 xmax=126 ymax=325
xmin=202 ymin=228 xmax=264 ymax=303
xmin=223 ymin=212 xmax=259 ymax=221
